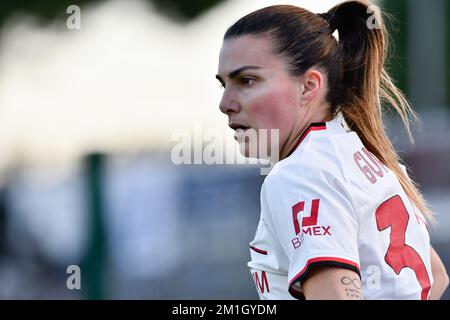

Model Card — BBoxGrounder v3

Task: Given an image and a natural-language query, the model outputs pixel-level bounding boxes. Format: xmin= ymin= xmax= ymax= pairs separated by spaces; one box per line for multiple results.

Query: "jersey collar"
xmin=285 ymin=122 xmax=327 ymax=158
xmin=285 ymin=113 xmax=350 ymax=158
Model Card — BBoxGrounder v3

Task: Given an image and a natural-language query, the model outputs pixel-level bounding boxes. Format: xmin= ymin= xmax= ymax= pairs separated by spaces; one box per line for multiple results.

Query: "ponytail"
xmin=325 ymin=1 xmax=435 ymax=223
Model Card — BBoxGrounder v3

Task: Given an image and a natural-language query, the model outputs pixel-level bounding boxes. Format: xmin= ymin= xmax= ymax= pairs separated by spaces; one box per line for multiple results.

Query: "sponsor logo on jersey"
xmin=291 ymin=199 xmax=331 ymax=249
xmin=302 ymin=225 xmax=332 ymax=236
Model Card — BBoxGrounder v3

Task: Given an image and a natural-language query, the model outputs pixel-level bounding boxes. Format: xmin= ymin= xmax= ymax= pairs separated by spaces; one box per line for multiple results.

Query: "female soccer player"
xmin=216 ymin=1 xmax=449 ymax=299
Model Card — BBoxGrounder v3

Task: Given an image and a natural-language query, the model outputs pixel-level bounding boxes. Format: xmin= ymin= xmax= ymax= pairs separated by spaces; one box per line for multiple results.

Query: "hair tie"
xmin=317 ymin=12 xmax=337 ymax=34
xmin=317 ymin=12 xmax=331 ymax=21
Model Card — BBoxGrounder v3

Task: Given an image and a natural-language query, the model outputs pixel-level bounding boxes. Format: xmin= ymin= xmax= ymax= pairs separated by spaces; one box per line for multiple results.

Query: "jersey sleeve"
xmin=262 ymin=141 xmax=361 ymax=299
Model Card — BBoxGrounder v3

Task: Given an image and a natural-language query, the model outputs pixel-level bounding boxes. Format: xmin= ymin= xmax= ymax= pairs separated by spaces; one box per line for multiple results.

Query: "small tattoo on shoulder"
xmin=341 ymin=276 xmax=361 ymax=289
xmin=341 ymin=276 xmax=363 ymax=299
xmin=345 ymin=288 xmax=363 ymax=299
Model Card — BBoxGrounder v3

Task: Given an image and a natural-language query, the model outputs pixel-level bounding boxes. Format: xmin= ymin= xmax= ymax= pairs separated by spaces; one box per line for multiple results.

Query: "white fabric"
xmin=248 ymin=113 xmax=433 ymax=300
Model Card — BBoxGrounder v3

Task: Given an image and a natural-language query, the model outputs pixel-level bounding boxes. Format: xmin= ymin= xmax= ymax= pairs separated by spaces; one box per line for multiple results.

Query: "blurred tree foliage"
xmin=380 ymin=0 xmax=449 ymax=108
xmin=379 ymin=0 xmax=409 ymax=97
xmin=151 ymin=0 xmax=225 ymax=20
xmin=0 ymin=0 xmax=226 ymax=26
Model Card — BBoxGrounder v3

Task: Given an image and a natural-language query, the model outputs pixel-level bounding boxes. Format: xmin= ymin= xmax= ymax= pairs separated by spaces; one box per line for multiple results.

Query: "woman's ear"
xmin=298 ymin=69 xmax=324 ymax=103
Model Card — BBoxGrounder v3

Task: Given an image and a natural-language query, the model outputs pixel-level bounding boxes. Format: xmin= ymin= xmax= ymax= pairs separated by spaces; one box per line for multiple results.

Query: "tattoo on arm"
xmin=341 ymin=276 xmax=363 ymax=300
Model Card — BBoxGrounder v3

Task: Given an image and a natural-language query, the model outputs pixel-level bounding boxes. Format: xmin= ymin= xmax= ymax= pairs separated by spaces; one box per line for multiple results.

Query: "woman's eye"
xmin=240 ymin=77 xmax=256 ymax=86
xmin=217 ymin=77 xmax=255 ymax=89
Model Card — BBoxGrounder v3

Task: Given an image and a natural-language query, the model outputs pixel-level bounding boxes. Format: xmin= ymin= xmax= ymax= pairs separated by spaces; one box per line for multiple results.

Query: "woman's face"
xmin=216 ymin=35 xmax=305 ymax=159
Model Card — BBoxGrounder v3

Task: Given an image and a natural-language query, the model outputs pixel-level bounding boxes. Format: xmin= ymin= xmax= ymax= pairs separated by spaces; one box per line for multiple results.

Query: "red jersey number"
xmin=375 ymin=195 xmax=431 ymax=300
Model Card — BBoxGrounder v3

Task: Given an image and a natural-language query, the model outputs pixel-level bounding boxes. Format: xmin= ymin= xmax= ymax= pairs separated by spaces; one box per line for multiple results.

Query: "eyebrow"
xmin=216 ymin=65 xmax=262 ymax=83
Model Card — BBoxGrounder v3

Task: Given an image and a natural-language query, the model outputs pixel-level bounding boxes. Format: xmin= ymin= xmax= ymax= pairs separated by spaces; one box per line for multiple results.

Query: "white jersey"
xmin=248 ymin=113 xmax=433 ymax=300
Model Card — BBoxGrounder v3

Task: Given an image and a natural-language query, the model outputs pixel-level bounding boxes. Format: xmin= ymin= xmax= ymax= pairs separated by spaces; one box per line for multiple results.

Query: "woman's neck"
xmin=279 ymin=109 xmax=334 ymax=160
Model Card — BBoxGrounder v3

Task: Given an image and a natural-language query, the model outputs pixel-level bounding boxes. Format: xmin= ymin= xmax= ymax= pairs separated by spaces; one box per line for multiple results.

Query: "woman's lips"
xmin=229 ymin=123 xmax=252 ymax=140
xmin=233 ymin=127 xmax=251 ymax=140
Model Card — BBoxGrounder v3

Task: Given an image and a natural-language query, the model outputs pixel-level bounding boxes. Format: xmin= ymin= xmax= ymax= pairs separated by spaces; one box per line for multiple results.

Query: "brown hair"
xmin=224 ymin=1 xmax=434 ymax=222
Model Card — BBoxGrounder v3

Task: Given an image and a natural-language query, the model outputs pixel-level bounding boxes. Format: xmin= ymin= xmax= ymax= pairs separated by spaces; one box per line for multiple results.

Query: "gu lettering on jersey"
xmin=353 ymin=146 xmax=389 ymax=184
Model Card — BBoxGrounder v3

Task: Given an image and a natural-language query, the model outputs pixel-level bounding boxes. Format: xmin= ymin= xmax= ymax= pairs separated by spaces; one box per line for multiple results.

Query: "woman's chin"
xmin=233 ymin=128 xmax=279 ymax=161
xmin=238 ymin=142 xmax=274 ymax=161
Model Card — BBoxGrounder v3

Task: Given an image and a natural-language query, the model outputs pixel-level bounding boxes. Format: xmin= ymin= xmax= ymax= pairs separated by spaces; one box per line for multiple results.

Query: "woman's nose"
xmin=219 ymin=91 xmax=241 ymax=115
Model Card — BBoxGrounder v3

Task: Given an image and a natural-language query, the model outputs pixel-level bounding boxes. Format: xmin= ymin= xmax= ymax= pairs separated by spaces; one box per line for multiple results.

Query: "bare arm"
xmin=429 ymin=245 xmax=449 ymax=300
xmin=302 ymin=266 xmax=363 ymax=300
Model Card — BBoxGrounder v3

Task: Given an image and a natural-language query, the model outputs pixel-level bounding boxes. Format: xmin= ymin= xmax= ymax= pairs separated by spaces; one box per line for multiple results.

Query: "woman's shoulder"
xmin=264 ymin=134 xmax=347 ymax=190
